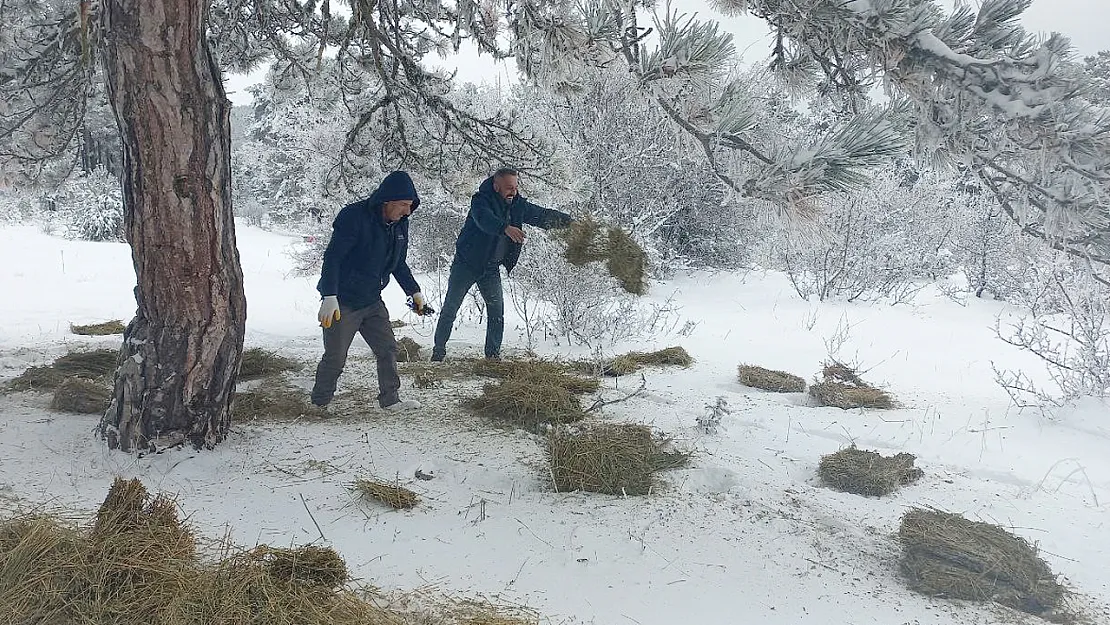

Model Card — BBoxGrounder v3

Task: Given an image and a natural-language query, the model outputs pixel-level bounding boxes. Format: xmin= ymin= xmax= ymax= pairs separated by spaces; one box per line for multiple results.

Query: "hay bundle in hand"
xmin=809 ymin=360 xmax=894 ymax=409
xmin=472 ymin=358 xmax=599 ymax=394
xmin=6 ymin=349 xmax=118 ymax=393
xmin=353 ymin=478 xmax=419 ymax=510
xmin=898 ymin=508 xmax=1065 ymax=615
xmin=50 ymin=377 xmax=112 ymax=414
xmin=558 ymin=217 xmax=648 ymax=295
xmin=259 ymin=545 xmax=349 ymax=589
xmin=602 ymin=346 xmax=693 ymax=377
xmin=466 ymin=377 xmax=585 ymax=430
xmin=547 ymin=423 xmax=689 ymax=496
xmin=737 ymin=364 xmax=806 ymax=393
xmin=70 ymin=320 xmax=126 ymax=335
xmin=238 ymin=347 xmax=302 ymax=380
xmin=396 ymin=336 xmax=422 ymax=362
xmin=818 ymin=447 xmax=922 ymax=496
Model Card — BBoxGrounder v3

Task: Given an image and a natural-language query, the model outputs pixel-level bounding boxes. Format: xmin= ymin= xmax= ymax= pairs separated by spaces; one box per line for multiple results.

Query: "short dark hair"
xmin=493 ymin=167 xmax=519 ymax=179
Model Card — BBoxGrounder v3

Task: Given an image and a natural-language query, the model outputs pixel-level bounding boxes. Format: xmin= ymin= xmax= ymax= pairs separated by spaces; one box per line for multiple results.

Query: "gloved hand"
xmin=411 ymin=292 xmax=427 ymax=315
xmin=318 ymin=295 xmax=340 ymax=329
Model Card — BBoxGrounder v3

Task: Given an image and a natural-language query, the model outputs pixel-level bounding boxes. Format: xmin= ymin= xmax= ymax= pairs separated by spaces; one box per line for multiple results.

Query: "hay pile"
xmin=818 ymin=447 xmax=923 ymax=496
xmin=70 ymin=319 xmax=126 ymax=335
xmin=547 ymin=423 xmax=689 ymax=496
xmin=0 ymin=477 xmax=421 ymax=625
xmin=898 ymin=508 xmax=1065 ymax=615
xmin=737 ymin=364 xmax=806 ymax=393
xmin=602 ymin=346 xmax=693 ymax=377
xmin=809 ymin=361 xmax=894 ymax=409
xmin=558 ymin=217 xmax=648 ymax=295
xmin=466 ymin=378 xmax=585 ymax=430
xmin=232 ymin=383 xmax=322 ymax=421
xmin=396 ymin=336 xmax=422 ymax=362
xmin=353 ymin=478 xmax=419 ymax=510
xmin=5 ymin=349 xmax=118 ymax=392
xmin=50 ymin=377 xmax=112 ymax=414
xmin=473 ymin=357 xmax=600 ymax=394
xmin=238 ymin=347 xmax=302 ymax=380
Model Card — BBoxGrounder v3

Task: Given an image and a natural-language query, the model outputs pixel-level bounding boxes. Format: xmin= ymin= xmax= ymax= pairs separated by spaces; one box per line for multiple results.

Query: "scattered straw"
xmin=818 ymin=447 xmax=923 ymax=496
xmin=602 ymin=346 xmax=693 ymax=377
xmin=391 ymin=319 xmax=407 ymax=328
xmin=465 ymin=378 xmax=585 ymax=430
xmin=473 ymin=358 xmax=599 ymax=394
xmin=70 ymin=320 xmax=126 ymax=335
xmin=397 ymin=336 xmax=422 ymax=362
xmin=259 ymin=545 xmax=349 ymax=588
xmin=898 ymin=508 xmax=1065 ymax=615
xmin=809 ymin=361 xmax=894 ymax=409
xmin=50 ymin=377 xmax=112 ymax=414
xmin=547 ymin=423 xmax=690 ymax=496
xmin=238 ymin=347 xmax=302 ymax=380
xmin=5 ymin=349 xmax=118 ymax=393
xmin=353 ymin=478 xmax=419 ymax=510
xmin=232 ymin=383 xmax=322 ymax=421
xmin=737 ymin=364 xmax=806 ymax=392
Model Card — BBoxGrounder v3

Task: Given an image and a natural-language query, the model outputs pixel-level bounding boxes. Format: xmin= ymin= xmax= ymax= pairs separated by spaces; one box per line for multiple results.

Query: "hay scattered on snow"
xmin=0 ymin=477 xmax=457 ymax=625
xmin=898 ymin=508 xmax=1066 ymax=615
xmin=232 ymin=383 xmax=322 ymax=421
xmin=809 ymin=360 xmax=894 ymax=409
xmin=353 ymin=478 xmax=419 ymax=510
xmin=70 ymin=319 xmax=126 ymax=335
xmin=396 ymin=336 xmax=422 ymax=362
xmin=391 ymin=319 xmax=407 ymax=328
xmin=557 ymin=216 xmax=648 ymax=295
xmin=602 ymin=346 xmax=693 ymax=377
xmin=818 ymin=447 xmax=923 ymax=496
xmin=5 ymin=348 xmax=118 ymax=393
xmin=472 ymin=357 xmax=600 ymax=394
xmin=465 ymin=378 xmax=585 ymax=430
xmin=50 ymin=377 xmax=112 ymax=414
xmin=547 ymin=423 xmax=690 ymax=496
xmin=737 ymin=364 xmax=806 ymax=393
xmin=238 ymin=347 xmax=302 ymax=380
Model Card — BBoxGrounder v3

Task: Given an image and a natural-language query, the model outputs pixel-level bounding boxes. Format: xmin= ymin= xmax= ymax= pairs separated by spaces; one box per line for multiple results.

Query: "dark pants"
xmin=433 ymin=260 xmax=504 ymax=359
xmin=311 ymin=299 xmax=400 ymax=408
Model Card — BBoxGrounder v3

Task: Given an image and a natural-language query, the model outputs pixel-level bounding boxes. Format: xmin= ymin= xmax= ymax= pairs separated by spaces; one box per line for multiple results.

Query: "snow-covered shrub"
xmin=774 ymin=169 xmax=956 ymax=303
xmin=49 ymin=167 xmax=124 ymax=242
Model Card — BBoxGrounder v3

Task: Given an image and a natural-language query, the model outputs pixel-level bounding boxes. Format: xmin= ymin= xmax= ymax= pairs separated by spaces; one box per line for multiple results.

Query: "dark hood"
xmin=367 ymin=170 xmax=420 ymax=216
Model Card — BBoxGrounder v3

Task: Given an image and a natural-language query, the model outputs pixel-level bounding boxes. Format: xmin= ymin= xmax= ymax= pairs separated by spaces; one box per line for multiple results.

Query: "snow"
xmin=2 ymin=223 xmax=1109 ymax=624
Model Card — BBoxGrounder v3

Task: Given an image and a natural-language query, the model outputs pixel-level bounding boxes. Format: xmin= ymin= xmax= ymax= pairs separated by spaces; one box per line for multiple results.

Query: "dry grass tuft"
xmin=259 ymin=545 xmax=349 ymax=589
xmin=70 ymin=320 xmax=126 ymax=335
xmin=353 ymin=478 xmax=419 ymax=510
xmin=238 ymin=347 xmax=302 ymax=380
xmin=396 ymin=336 xmax=422 ymax=362
xmin=232 ymin=383 xmax=322 ymax=421
xmin=472 ymin=358 xmax=599 ymax=394
xmin=465 ymin=378 xmax=585 ymax=430
xmin=899 ymin=508 xmax=1066 ymax=616
xmin=547 ymin=423 xmax=690 ymax=496
xmin=602 ymin=346 xmax=693 ymax=377
xmin=6 ymin=349 xmax=118 ymax=393
xmin=50 ymin=377 xmax=112 ymax=414
xmin=737 ymin=364 xmax=806 ymax=392
xmin=557 ymin=217 xmax=648 ymax=295
xmin=809 ymin=360 xmax=894 ymax=409
xmin=391 ymin=319 xmax=407 ymax=328
xmin=818 ymin=447 xmax=923 ymax=496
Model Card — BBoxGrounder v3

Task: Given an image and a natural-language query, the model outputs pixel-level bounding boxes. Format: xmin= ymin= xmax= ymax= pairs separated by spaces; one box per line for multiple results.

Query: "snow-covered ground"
xmin=1 ymin=223 xmax=1108 ymax=625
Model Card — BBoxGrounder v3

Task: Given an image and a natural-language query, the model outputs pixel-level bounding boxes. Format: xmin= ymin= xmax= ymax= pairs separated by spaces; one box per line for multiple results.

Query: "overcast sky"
xmin=225 ymin=0 xmax=1109 ymax=104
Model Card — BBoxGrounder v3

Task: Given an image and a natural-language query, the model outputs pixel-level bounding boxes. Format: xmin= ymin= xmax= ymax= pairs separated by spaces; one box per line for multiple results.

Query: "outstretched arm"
xmin=521 ymin=200 xmax=574 ymax=229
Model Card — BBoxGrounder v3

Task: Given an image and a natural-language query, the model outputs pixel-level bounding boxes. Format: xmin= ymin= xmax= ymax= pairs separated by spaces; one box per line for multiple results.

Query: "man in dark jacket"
xmin=431 ymin=168 xmax=573 ymax=361
xmin=312 ymin=170 xmax=429 ymax=410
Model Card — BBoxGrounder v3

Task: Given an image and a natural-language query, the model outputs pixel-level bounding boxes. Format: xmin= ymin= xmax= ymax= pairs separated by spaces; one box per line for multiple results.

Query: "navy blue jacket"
xmin=317 ymin=171 xmax=421 ymax=309
xmin=454 ymin=176 xmax=574 ymax=273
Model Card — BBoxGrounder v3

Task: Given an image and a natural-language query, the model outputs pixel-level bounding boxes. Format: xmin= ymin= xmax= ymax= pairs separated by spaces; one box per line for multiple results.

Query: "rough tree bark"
xmin=97 ymin=0 xmax=246 ymax=451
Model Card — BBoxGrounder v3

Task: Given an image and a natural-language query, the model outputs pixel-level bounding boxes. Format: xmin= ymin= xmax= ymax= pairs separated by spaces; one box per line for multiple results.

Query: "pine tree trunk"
xmin=97 ymin=0 xmax=246 ymax=451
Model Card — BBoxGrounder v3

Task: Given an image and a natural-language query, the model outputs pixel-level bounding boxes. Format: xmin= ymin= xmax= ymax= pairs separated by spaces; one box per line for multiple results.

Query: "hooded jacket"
xmin=453 ymin=176 xmax=573 ymax=273
xmin=316 ymin=171 xmax=421 ymax=309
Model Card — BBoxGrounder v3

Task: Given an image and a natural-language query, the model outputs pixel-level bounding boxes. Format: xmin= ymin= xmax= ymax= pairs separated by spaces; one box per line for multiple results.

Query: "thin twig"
xmin=585 ymin=373 xmax=648 ymax=413
xmin=300 ymin=492 xmax=327 ymax=542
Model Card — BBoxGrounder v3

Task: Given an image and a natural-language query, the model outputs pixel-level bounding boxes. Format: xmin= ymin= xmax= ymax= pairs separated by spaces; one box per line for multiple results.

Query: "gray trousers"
xmin=311 ymin=299 xmax=400 ymax=408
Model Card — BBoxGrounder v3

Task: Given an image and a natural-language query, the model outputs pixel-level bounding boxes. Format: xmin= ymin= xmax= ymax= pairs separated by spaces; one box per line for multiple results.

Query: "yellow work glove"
xmin=318 ymin=295 xmax=340 ymax=329
xmin=411 ymin=292 xmax=426 ymax=315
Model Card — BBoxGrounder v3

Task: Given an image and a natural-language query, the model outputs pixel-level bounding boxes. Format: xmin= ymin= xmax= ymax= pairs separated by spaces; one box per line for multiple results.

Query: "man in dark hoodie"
xmin=312 ymin=170 xmax=429 ymax=411
xmin=431 ymin=168 xmax=573 ymax=361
